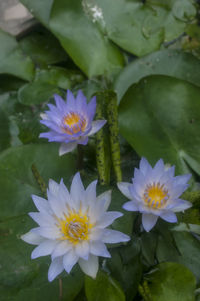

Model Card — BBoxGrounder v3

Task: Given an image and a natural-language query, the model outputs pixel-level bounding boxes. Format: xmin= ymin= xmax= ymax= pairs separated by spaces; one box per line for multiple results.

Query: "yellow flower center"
xmin=143 ymin=182 xmax=169 ymax=209
xmin=57 ymin=211 xmax=92 ymax=244
xmin=62 ymin=112 xmax=86 ymax=135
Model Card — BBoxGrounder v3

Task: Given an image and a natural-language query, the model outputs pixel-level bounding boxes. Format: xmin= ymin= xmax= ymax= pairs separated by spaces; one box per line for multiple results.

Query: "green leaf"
xmin=141 ymin=232 xmax=157 ymax=266
xmin=19 ymin=28 xmax=68 ymax=67
xmin=173 ymin=232 xmax=200 ymax=281
xmin=119 ymin=75 xmax=200 ymax=175
xmin=94 ymin=0 xmax=196 ymax=56
xmin=115 ymin=50 xmax=200 ymax=102
xmin=0 ymin=29 xmax=35 ymax=81
xmin=20 ymin=0 xmax=124 ymax=77
xmin=18 ymin=67 xmax=84 ymax=105
xmin=146 ymin=262 xmax=196 ymax=301
xmin=0 ymin=143 xmax=76 ymax=220
xmin=85 ymin=271 xmax=125 ymax=301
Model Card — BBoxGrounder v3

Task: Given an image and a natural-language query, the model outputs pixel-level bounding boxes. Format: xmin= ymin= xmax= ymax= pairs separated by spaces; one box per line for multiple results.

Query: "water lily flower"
xmin=117 ymin=158 xmax=192 ymax=232
xmin=40 ymin=90 xmax=106 ymax=155
xmin=21 ymin=173 xmax=130 ymax=281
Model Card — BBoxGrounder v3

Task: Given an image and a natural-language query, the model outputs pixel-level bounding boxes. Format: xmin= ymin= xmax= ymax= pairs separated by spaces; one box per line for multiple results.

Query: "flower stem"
xmin=31 ymin=164 xmax=46 ymax=197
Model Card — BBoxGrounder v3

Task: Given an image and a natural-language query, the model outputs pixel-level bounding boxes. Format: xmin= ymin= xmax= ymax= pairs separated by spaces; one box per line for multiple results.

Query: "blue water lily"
xmin=118 ymin=158 xmax=192 ymax=232
xmin=40 ymin=90 xmax=106 ymax=155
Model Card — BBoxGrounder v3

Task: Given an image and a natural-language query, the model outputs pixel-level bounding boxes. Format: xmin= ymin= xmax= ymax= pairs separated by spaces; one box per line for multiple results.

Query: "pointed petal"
xmin=75 ymin=241 xmax=90 ymax=260
xmin=160 ymin=211 xmax=177 ymax=223
xmin=31 ymin=195 xmax=50 ymax=214
xmin=63 ymin=250 xmax=78 ymax=273
xmin=123 ymin=200 xmax=139 ymax=211
xmin=79 ymin=254 xmax=98 ymax=278
xmin=29 ymin=212 xmax=55 ymax=227
xmin=117 ymin=182 xmax=132 ymax=199
xmin=90 ymin=241 xmax=111 ymax=258
xmin=70 ymin=172 xmax=85 ymax=208
xmin=21 ymin=231 xmax=43 ymax=245
xmin=96 ymin=190 xmax=112 ymax=211
xmin=88 ymin=120 xmax=106 ymax=136
xmin=59 ymin=142 xmax=77 ymax=156
xmin=96 ymin=211 xmax=123 ymax=228
xmin=31 ymin=227 xmax=61 ymax=239
xmin=139 ymin=157 xmax=152 ymax=176
xmin=142 ymin=213 xmax=158 ymax=232
xmin=31 ymin=240 xmax=58 ymax=259
xmin=85 ymin=180 xmax=97 ymax=203
xmin=48 ymin=257 xmax=64 ymax=282
xmin=170 ymin=199 xmax=192 ymax=212
xmin=102 ymin=229 xmax=130 ymax=243
xmin=51 ymin=241 xmax=72 ymax=260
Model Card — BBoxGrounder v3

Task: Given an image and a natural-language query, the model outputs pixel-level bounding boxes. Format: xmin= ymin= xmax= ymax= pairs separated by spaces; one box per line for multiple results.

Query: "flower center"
xmin=62 ymin=112 xmax=87 ymax=135
xmin=58 ymin=212 xmax=92 ymax=244
xmin=143 ymin=182 xmax=169 ymax=209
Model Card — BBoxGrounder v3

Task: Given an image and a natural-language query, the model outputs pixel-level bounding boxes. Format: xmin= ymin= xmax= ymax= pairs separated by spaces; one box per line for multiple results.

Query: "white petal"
xmin=96 ymin=190 xmax=111 ymax=211
xmin=102 ymin=229 xmax=130 ymax=243
xmin=142 ymin=213 xmax=158 ymax=232
xmin=49 ymin=179 xmax=59 ymax=195
xmin=88 ymin=120 xmax=106 ymax=136
xmin=70 ymin=172 xmax=85 ymax=208
xmin=29 ymin=212 xmax=55 ymax=227
xmin=79 ymin=254 xmax=98 ymax=278
xmin=96 ymin=211 xmax=123 ymax=228
xmin=51 ymin=241 xmax=72 ymax=260
xmin=90 ymin=228 xmax=104 ymax=241
xmin=90 ymin=241 xmax=111 ymax=258
xmin=32 ymin=195 xmax=51 ymax=214
xmin=31 ymin=240 xmax=58 ymax=259
xmin=117 ymin=182 xmax=132 ymax=199
xmin=21 ymin=231 xmax=44 ymax=245
xmin=75 ymin=241 xmax=90 ymax=260
xmin=59 ymin=142 xmax=77 ymax=156
xmin=139 ymin=157 xmax=152 ymax=176
xmin=47 ymin=190 xmax=65 ymax=219
xmin=123 ymin=200 xmax=139 ymax=211
xmin=85 ymin=180 xmax=97 ymax=204
xmin=31 ymin=227 xmax=61 ymax=239
xmin=88 ymin=191 xmax=112 ymax=223
xmin=63 ymin=250 xmax=78 ymax=273
xmin=48 ymin=257 xmax=64 ymax=282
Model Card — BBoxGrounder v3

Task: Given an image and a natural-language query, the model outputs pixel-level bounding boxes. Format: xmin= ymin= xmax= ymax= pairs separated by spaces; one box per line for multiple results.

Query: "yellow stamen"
xmin=57 ymin=211 xmax=92 ymax=244
xmin=62 ymin=112 xmax=86 ymax=135
xmin=143 ymin=182 xmax=168 ymax=209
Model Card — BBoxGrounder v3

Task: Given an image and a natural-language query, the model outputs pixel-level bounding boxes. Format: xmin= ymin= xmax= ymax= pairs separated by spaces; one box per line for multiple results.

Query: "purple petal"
xmin=66 ymin=90 xmax=76 ymax=111
xmin=76 ymin=90 xmax=87 ymax=112
xmin=167 ymin=199 xmax=192 ymax=212
xmin=160 ymin=210 xmax=177 ymax=223
xmin=117 ymin=182 xmax=132 ymax=199
xmin=88 ymin=120 xmax=106 ymax=136
xmin=139 ymin=157 xmax=152 ymax=176
xmin=78 ymin=136 xmax=88 ymax=145
xmin=40 ymin=120 xmax=62 ymax=133
xmin=142 ymin=213 xmax=158 ymax=232
xmin=54 ymin=94 xmax=66 ymax=112
xmin=123 ymin=200 xmax=139 ymax=211
xmin=173 ymin=174 xmax=191 ymax=186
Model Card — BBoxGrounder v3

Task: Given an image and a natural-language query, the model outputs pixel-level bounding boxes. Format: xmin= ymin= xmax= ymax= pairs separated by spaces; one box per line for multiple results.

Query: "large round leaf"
xmin=115 ymin=50 xmax=200 ymax=102
xmin=95 ymin=0 xmax=196 ymax=56
xmin=119 ymin=75 xmax=200 ymax=175
xmin=146 ymin=262 xmax=196 ymax=301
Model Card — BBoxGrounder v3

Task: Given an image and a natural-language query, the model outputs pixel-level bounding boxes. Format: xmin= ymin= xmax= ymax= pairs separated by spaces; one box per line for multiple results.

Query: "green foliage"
xmin=146 ymin=262 xmax=196 ymax=301
xmin=85 ymin=271 xmax=125 ymax=301
xmin=119 ymin=75 xmax=200 ymax=175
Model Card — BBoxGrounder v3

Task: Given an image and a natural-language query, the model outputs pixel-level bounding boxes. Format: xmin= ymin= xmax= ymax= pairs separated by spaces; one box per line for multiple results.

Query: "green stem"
xmin=31 ymin=164 xmax=46 ymax=197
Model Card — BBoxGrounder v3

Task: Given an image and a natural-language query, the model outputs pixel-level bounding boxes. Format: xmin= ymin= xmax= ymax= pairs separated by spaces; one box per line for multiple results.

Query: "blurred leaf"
xmin=0 ymin=144 xmax=76 ymax=220
xmin=94 ymin=0 xmax=195 ymax=56
xmin=0 ymin=75 xmax=26 ymax=94
xmin=18 ymin=67 xmax=84 ymax=105
xmin=146 ymin=262 xmax=196 ymax=301
xmin=19 ymin=28 xmax=68 ymax=67
xmin=119 ymin=75 xmax=200 ymax=175
xmin=85 ymin=271 xmax=125 ymax=301
xmin=108 ymin=240 xmax=142 ymax=300
xmin=0 ymin=29 xmax=35 ymax=81
xmin=141 ymin=232 xmax=157 ymax=266
xmin=173 ymin=232 xmax=200 ymax=281
xmin=115 ymin=50 xmax=200 ymax=102
xmin=21 ymin=0 xmax=124 ymax=77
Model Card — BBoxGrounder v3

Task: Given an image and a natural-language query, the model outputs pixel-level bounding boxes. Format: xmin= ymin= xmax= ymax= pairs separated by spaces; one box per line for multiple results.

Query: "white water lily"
xmin=21 ymin=173 xmax=130 ymax=281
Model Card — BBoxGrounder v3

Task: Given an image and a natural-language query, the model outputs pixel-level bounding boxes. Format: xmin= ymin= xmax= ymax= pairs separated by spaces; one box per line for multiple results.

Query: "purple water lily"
xmin=40 ymin=90 xmax=106 ymax=155
xmin=118 ymin=158 xmax=192 ymax=232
